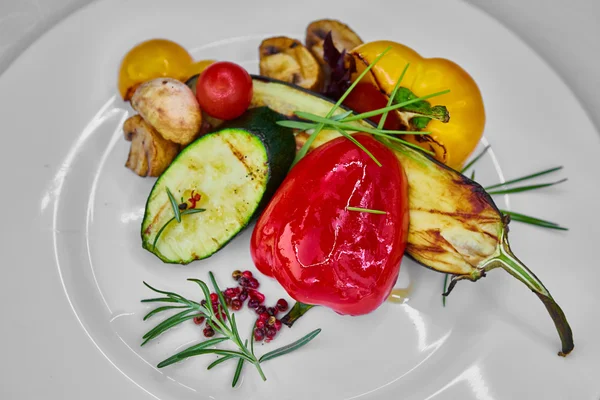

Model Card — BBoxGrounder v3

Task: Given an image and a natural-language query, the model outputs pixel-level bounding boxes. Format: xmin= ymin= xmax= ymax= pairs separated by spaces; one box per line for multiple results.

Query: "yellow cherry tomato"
xmin=350 ymin=41 xmax=485 ymax=170
xmin=185 ymin=59 xmax=216 ymax=78
xmin=118 ymin=39 xmax=193 ymax=100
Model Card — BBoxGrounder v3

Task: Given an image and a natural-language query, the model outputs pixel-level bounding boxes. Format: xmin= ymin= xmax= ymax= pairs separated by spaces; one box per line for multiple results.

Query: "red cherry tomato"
xmin=342 ymin=83 xmax=403 ymax=130
xmin=251 ymin=134 xmax=409 ymax=316
xmin=195 ymin=61 xmax=253 ymax=120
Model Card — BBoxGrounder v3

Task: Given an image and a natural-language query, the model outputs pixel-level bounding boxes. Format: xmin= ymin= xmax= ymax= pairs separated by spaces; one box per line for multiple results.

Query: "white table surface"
xmin=0 ymin=1 xmax=598 ymax=399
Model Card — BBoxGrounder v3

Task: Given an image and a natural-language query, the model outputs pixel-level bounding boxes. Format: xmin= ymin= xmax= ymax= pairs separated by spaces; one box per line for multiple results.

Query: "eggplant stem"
xmin=280 ymin=302 xmax=315 ymax=327
xmin=484 ymin=229 xmax=574 ymax=356
xmin=443 ymin=268 xmax=486 ymax=296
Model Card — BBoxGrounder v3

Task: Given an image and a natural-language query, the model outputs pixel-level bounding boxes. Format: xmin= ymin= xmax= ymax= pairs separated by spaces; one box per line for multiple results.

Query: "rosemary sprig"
xmin=346 ymin=206 xmax=387 ymax=215
xmin=141 ymin=272 xmax=321 ymax=386
xmin=152 ymin=187 xmax=206 ymax=249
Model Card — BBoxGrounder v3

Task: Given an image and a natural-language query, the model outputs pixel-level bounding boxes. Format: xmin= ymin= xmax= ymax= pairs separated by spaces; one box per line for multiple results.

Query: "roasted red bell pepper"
xmin=251 ymin=134 xmax=409 ymax=315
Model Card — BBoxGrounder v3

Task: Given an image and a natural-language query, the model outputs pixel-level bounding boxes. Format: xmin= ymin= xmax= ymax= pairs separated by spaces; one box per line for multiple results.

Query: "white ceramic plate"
xmin=2 ymin=0 xmax=600 ymax=399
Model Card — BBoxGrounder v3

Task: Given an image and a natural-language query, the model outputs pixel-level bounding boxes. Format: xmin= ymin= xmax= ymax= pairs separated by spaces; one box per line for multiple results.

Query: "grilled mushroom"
xmin=259 ymin=36 xmax=324 ymax=91
xmin=131 ymin=78 xmax=202 ymax=145
xmin=123 ymin=115 xmax=179 ymax=177
xmin=305 ymin=19 xmax=363 ymax=66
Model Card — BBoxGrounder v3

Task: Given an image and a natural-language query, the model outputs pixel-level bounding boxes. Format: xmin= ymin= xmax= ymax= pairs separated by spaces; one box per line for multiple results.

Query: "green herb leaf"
xmin=140 ymin=297 xmax=180 ymax=304
xmin=229 ymin=313 xmax=244 ymax=349
xmin=392 ymin=87 xmax=449 ymax=129
xmin=346 ymin=206 xmax=387 ymax=215
xmin=332 ymin=127 xmax=382 ymax=167
xmin=501 ymin=210 xmax=568 ymax=231
xmin=187 ymin=278 xmax=213 ymax=305
xmin=166 ymin=187 xmax=181 ymax=223
xmin=181 ymin=208 xmax=206 ymax=216
xmin=470 ymin=170 xmax=476 ymax=181
xmin=485 ymin=166 xmax=563 ymax=190
xmin=378 ymin=63 xmax=410 ymax=130
xmin=209 ymin=272 xmax=232 ymax=325
xmin=461 ymin=145 xmax=490 ymax=173
xmin=141 ymin=309 xmax=197 ymax=346
xmin=487 ymin=179 xmax=567 ymax=195
xmin=330 ymin=110 xmax=353 ymax=121
xmin=143 ymin=305 xmax=189 ymax=321
xmin=232 ymin=341 xmax=248 ymax=387
xmin=152 ymin=216 xmax=175 ymax=250
xmin=142 ymin=282 xmax=189 ymax=303
xmin=249 ymin=323 xmax=256 ymax=356
xmin=276 ymin=120 xmax=317 ymax=130
xmin=157 ymin=337 xmax=230 ymax=368
xmin=259 ymin=328 xmax=322 ymax=363
xmin=207 ymin=354 xmax=236 ymax=370
xmin=158 ymin=349 xmax=253 ymax=369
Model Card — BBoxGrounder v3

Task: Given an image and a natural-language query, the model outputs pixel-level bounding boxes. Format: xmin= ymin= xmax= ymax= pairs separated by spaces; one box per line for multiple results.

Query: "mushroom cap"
xmin=131 ymin=78 xmax=202 ymax=145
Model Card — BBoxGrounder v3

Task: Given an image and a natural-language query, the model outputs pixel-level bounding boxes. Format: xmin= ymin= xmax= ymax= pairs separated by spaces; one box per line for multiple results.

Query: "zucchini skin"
xmin=140 ymin=107 xmax=295 ymax=264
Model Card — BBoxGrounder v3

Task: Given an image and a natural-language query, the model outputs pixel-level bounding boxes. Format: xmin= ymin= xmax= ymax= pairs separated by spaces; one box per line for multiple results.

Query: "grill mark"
xmin=413 ymin=134 xmax=447 ymax=164
xmin=146 ymin=201 xmax=170 ymax=235
xmin=411 ymin=207 xmax=500 ymax=224
xmin=222 ymin=138 xmax=253 ymax=175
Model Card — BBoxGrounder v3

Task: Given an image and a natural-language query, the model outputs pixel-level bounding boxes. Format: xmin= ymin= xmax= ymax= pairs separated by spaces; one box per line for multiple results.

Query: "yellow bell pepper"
xmin=350 ymin=40 xmax=485 ymax=170
xmin=118 ymin=39 xmax=194 ymax=101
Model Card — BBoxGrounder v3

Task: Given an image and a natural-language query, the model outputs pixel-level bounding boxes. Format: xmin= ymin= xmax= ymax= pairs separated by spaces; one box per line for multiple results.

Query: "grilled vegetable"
xmin=251 ymin=134 xmax=409 ymax=315
xmin=259 ymin=37 xmax=324 ymax=92
xmin=349 ymin=41 xmax=485 ymax=170
xmin=131 ymin=77 xmax=202 ymax=145
xmin=141 ymin=107 xmax=295 ymax=263
xmin=195 ymin=61 xmax=253 ymax=120
xmin=123 ymin=115 xmax=179 ymax=177
xmin=249 ymin=76 xmax=574 ymax=356
xmin=305 ymin=19 xmax=363 ymax=68
xmin=118 ymin=39 xmax=193 ymax=101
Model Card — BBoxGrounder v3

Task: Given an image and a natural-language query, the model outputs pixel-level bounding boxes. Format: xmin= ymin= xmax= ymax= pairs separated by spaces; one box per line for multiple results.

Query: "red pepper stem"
xmin=483 ymin=228 xmax=574 ymax=356
xmin=280 ymin=302 xmax=315 ymax=327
